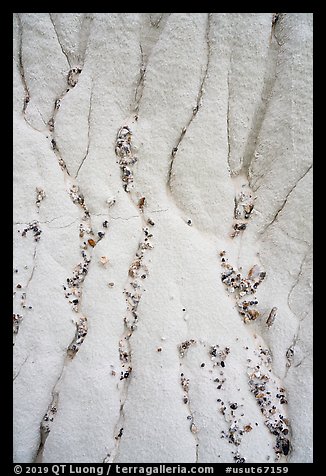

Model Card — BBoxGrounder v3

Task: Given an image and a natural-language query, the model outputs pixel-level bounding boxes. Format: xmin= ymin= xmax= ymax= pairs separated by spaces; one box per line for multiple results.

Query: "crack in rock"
xmin=15 ymin=14 xmax=48 ymax=131
xmin=242 ymin=14 xmax=280 ymax=179
xmin=13 ymin=355 xmax=29 ymax=382
xmin=32 ymin=59 xmax=107 ymax=462
xmin=75 ymin=82 xmax=94 ymax=178
xmin=134 ymin=44 xmax=146 ymax=115
xmin=134 ymin=14 xmax=169 ymax=118
xmin=287 ymin=249 xmax=309 ymax=315
xmin=14 ymin=216 xmax=79 ymax=227
xmin=208 ymin=345 xmax=247 ymax=464
xmin=46 ymin=36 xmax=89 ymax=177
xmin=167 ymin=13 xmax=212 ymax=189
xmin=34 ymin=391 xmax=60 ymax=462
xmin=13 ymin=13 xmax=312 ymax=464
xmin=33 ymin=196 xmax=101 ymax=462
xmin=227 ymin=70 xmax=231 ymax=173
xmin=284 ymin=249 xmax=311 ymax=378
xmin=48 ymin=13 xmax=93 ymax=70
xmin=49 ymin=13 xmax=71 ymax=68
xmin=15 ymin=14 xmax=30 ymax=114
xmin=181 ymin=374 xmax=200 ymax=462
xmin=78 ymin=13 xmax=93 ymax=68
xmin=33 ymin=175 xmax=109 ymax=461
xmin=260 ymin=164 xmax=312 ymax=237
xmin=25 ymin=246 xmax=37 ymax=290
xmin=178 ymin=340 xmax=247 ymax=463
xmin=149 ymin=13 xmax=164 ymax=29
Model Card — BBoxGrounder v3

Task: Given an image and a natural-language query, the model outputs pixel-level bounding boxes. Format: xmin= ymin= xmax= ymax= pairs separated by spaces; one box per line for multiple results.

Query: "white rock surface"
xmin=13 ymin=13 xmax=312 ymax=463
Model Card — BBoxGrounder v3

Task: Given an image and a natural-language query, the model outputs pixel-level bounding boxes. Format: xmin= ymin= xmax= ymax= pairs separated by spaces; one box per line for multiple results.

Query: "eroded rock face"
xmin=13 ymin=13 xmax=312 ymax=463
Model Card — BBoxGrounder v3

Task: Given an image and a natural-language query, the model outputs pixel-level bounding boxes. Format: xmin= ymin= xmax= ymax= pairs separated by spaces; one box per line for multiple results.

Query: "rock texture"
xmin=13 ymin=13 xmax=313 ymax=463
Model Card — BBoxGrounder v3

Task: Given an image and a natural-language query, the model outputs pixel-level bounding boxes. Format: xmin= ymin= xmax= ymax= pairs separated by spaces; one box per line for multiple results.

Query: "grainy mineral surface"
xmin=13 ymin=13 xmax=312 ymax=463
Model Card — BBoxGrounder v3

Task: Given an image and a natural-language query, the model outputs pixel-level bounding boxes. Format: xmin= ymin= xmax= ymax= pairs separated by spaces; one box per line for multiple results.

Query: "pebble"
xmin=266 ymin=307 xmax=278 ymax=328
xmin=190 ymin=423 xmax=198 ymax=434
xmin=106 ymin=197 xmax=116 ymax=207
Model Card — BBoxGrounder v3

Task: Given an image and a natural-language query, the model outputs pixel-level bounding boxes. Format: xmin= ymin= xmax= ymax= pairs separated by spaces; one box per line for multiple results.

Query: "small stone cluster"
xmin=63 ymin=188 xmax=110 ymax=356
xmin=178 ymin=339 xmax=197 ymax=358
xmin=64 ymin=247 xmax=90 ymax=357
xmin=231 ymin=188 xmax=254 ymax=238
xmin=69 ymin=185 xmax=90 ymax=220
xmin=63 ymin=211 xmax=110 ymax=355
xmin=233 ymin=452 xmax=246 ymax=463
xmin=210 ymin=345 xmax=230 ymax=386
xmin=210 ymin=345 xmax=230 ymax=390
xmin=118 ymin=223 xmax=154 ymax=372
xmin=179 ymin=372 xmax=199 ymax=437
xmin=247 ymin=346 xmax=290 ymax=459
xmin=112 ymin=121 xmax=156 ymax=455
xmin=64 ymin=253 xmax=90 ymax=309
xmin=115 ymin=126 xmax=138 ymax=193
xmin=176 ymin=340 xmax=200 ymax=442
xmin=21 ymin=221 xmax=42 ymax=242
xmin=220 ymin=251 xmax=266 ymax=323
xmin=220 ymin=401 xmax=246 ymax=448
xmin=208 ymin=345 xmax=248 ymax=462
xmin=210 ymin=344 xmax=230 ymax=363
xmin=118 ymin=338 xmax=130 ymax=365
xmin=123 ymin=227 xmax=153 ymax=333
xmin=180 ymin=373 xmax=190 ymax=402
xmin=67 ymin=315 xmax=88 ymax=357
xmin=40 ymin=397 xmax=58 ymax=437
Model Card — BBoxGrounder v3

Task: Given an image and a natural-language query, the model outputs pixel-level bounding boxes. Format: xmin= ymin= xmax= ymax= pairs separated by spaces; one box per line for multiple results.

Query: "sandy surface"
xmin=13 ymin=13 xmax=312 ymax=463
